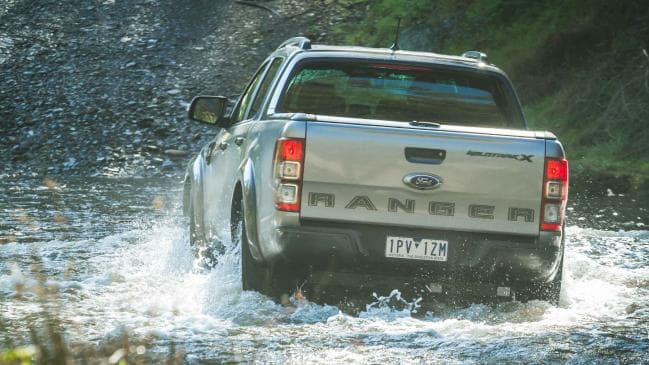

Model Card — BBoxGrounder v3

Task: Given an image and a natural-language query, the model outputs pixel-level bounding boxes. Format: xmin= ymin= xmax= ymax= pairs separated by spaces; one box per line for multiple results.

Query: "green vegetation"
xmin=340 ymin=0 xmax=649 ymax=192
xmin=1 ymin=346 xmax=37 ymax=365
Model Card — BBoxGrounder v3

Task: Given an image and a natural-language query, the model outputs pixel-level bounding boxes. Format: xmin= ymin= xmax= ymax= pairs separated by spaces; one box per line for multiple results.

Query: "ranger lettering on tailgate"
xmin=308 ymin=192 xmax=535 ymax=223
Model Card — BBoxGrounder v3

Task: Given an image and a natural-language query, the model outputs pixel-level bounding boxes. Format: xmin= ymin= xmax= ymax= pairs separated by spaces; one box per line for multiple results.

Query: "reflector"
xmin=277 ymin=184 xmax=298 ymax=203
xmin=546 ymin=181 xmax=562 ymax=199
xmin=543 ymin=203 xmax=560 ymax=223
xmin=279 ymin=161 xmax=301 ymax=180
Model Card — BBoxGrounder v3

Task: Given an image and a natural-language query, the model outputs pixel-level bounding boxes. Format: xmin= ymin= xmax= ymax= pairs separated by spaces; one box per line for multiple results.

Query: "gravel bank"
xmin=0 ymin=0 xmax=360 ymax=178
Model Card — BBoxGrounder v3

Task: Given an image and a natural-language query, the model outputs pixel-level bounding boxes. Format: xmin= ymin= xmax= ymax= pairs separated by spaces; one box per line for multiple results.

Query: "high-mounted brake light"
xmin=369 ymin=64 xmax=431 ymax=72
xmin=541 ymin=158 xmax=569 ymax=231
xmin=274 ymin=138 xmax=305 ymax=212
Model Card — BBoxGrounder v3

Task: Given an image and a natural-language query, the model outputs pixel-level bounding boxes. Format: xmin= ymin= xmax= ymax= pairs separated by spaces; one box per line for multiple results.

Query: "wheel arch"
xmin=182 ymin=156 xmax=193 ymax=217
xmin=185 ymin=156 xmax=205 ymax=216
xmin=235 ymin=159 xmax=264 ymax=262
xmin=182 ymin=167 xmax=193 ymax=217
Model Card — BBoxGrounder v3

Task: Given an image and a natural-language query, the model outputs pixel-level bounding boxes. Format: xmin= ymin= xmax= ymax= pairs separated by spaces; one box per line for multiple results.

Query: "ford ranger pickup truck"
xmin=183 ymin=37 xmax=569 ymax=304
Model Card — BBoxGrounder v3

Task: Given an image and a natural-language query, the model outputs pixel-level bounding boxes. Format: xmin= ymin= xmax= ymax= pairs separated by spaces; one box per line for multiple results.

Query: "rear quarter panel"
xmin=245 ymin=119 xmax=306 ymax=260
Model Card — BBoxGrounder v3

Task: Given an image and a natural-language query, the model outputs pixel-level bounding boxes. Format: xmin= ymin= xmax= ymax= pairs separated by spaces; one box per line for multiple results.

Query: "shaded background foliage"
xmin=342 ymin=0 xmax=649 ymax=193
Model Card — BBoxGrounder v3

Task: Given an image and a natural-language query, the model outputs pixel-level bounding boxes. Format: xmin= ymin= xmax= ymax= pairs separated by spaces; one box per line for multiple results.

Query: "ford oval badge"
xmin=403 ymin=173 xmax=442 ymax=190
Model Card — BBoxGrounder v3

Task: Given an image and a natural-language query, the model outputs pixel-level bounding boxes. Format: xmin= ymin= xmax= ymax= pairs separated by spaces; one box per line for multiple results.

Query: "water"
xmin=1 ymin=177 xmax=648 ymax=363
xmin=0 ymin=34 xmax=13 ymax=65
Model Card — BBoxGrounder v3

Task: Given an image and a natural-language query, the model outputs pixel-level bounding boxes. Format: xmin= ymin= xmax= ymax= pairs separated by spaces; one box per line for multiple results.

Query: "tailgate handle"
xmin=405 ymin=147 xmax=446 ymax=165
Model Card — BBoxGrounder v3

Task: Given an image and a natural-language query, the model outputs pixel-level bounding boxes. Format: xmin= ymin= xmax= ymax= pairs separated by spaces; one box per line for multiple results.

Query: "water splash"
xmin=362 ymin=289 xmax=422 ymax=318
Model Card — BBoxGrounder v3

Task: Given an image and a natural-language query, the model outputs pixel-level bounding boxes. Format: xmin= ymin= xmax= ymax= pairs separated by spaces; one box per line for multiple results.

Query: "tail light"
xmin=541 ymin=158 xmax=568 ymax=231
xmin=273 ymin=138 xmax=305 ymax=212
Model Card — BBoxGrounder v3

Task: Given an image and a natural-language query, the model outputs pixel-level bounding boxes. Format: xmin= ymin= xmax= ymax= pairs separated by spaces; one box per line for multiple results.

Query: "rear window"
xmin=277 ymin=60 xmax=523 ymax=128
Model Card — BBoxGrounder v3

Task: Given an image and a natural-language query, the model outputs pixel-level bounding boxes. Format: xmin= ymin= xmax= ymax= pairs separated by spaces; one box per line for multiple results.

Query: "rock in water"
xmin=160 ymin=159 xmax=175 ymax=170
xmin=164 ymin=149 xmax=189 ymax=158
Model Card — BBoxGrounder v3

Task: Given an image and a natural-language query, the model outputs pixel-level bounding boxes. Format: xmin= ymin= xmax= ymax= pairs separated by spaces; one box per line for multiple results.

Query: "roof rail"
xmin=278 ymin=37 xmax=311 ymax=50
xmin=461 ymin=51 xmax=488 ymax=63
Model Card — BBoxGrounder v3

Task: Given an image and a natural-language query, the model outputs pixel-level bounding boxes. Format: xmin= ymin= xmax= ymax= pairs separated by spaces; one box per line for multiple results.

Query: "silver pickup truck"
xmin=183 ymin=37 xmax=569 ymax=304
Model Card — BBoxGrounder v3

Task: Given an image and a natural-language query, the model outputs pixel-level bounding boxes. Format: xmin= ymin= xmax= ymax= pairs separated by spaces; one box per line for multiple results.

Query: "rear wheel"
xmin=516 ymin=262 xmax=562 ymax=305
xmin=231 ymin=196 xmax=268 ymax=293
xmin=545 ymin=261 xmax=563 ymax=304
xmin=231 ymin=195 xmax=301 ymax=301
xmin=516 ymin=229 xmax=565 ymax=305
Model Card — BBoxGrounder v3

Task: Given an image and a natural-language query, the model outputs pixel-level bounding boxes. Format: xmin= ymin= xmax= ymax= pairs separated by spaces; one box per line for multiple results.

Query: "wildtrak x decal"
xmin=467 ymin=150 xmax=534 ymax=163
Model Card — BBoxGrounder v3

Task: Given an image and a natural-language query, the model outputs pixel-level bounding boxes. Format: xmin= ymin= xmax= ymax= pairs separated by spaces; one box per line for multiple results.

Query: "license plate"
xmin=385 ymin=236 xmax=448 ymax=262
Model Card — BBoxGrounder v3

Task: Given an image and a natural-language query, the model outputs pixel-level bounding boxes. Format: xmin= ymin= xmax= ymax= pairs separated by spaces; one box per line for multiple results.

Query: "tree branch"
xmin=234 ymin=1 xmax=281 ymax=17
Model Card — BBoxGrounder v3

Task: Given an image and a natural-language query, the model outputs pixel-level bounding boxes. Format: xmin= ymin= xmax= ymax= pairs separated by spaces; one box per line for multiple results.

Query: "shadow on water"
xmin=568 ymin=189 xmax=649 ymax=231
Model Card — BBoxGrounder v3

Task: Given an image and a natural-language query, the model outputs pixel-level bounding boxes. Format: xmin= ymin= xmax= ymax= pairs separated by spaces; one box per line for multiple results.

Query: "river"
xmin=1 ymin=177 xmax=648 ymax=363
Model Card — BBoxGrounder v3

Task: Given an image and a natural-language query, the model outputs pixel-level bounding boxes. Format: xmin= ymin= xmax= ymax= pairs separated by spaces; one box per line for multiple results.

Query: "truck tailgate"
xmin=300 ymin=121 xmax=545 ymax=236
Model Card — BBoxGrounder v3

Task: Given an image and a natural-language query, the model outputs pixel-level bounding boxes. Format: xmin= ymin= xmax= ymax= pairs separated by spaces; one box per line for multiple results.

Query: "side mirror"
xmin=188 ymin=96 xmax=229 ymax=126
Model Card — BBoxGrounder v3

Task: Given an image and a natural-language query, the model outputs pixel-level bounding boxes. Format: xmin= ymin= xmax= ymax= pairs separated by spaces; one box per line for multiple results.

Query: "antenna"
xmin=390 ymin=17 xmax=401 ymax=51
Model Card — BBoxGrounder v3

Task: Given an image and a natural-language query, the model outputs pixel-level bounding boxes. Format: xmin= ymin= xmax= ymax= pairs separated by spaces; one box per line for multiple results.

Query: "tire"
xmin=231 ymin=195 xmax=300 ymax=300
xmin=531 ymin=257 xmax=563 ymax=304
xmin=231 ymin=196 xmax=268 ymax=292
xmin=545 ymin=259 xmax=563 ymax=305
xmin=516 ymin=228 xmax=565 ymax=305
xmin=516 ymin=261 xmax=562 ymax=305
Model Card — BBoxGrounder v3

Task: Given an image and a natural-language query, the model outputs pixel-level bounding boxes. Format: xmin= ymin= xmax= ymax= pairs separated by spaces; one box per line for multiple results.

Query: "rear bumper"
xmin=269 ymin=220 xmax=563 ymax=290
